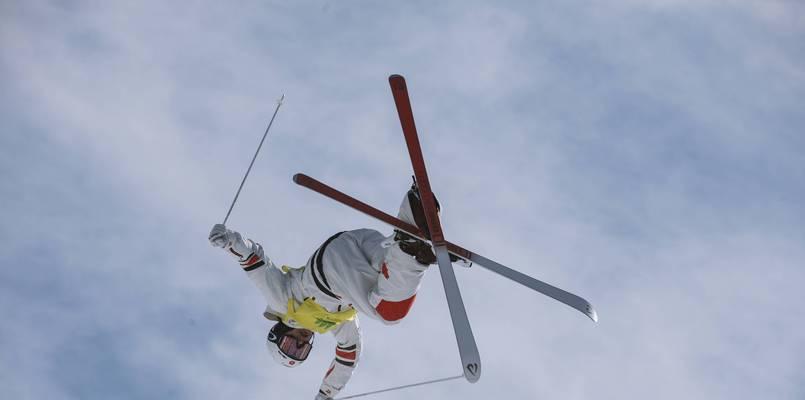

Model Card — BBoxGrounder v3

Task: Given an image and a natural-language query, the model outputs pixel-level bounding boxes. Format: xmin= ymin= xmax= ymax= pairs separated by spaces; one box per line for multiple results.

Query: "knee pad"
xmin=375 ymin=295 xmax=417 ymax=323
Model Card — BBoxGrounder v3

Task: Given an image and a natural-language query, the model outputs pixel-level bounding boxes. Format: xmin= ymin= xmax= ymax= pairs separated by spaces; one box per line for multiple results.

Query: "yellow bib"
xmin=282 ymin=298 xmax=357 ymax=334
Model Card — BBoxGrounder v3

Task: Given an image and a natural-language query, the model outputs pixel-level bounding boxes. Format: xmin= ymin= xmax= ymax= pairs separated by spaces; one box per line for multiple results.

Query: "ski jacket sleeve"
xmin=220 ymin=228 xmax=289 ymax=315
xmin=317 ymin=317 xmax=362 ymax=399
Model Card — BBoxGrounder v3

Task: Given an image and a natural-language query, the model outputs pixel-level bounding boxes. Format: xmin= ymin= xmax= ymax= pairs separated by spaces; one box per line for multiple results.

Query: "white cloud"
xmin=2 ymin=1 xmax=804 ymax=399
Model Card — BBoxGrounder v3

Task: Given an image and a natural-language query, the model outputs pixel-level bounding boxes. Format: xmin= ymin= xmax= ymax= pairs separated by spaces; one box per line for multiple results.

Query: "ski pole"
xmin=223 ymin=94 xmax=285 ymax=225
xmin=334 ymin=374 xmax=463 ymax=399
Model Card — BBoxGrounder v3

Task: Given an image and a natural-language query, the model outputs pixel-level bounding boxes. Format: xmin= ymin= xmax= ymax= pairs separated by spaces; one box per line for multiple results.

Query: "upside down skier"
xmin=208 ymin=182 xmax=448 ymax=400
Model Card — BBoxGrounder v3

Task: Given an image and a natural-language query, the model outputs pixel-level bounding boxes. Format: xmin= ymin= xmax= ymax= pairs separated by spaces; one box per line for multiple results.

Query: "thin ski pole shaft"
xmin=334 ymin=375 xmax=463 ymax=400
xmin=223 ymin=94 xmax=284 ymax=225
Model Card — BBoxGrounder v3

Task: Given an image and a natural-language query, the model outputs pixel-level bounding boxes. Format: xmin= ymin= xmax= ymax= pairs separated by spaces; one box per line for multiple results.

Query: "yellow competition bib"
xmin=282 ymin=298 xmax=357 ymax=334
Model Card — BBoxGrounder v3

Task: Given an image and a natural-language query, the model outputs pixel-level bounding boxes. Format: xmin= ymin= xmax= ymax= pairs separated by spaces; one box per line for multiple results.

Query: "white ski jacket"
xmin=226 ymin=228 xmax=399 ymax=399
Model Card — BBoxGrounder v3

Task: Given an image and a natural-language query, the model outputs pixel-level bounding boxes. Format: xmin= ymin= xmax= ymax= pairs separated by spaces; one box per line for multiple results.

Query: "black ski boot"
xmin=395 ymin=178 xmax=440 ymax=265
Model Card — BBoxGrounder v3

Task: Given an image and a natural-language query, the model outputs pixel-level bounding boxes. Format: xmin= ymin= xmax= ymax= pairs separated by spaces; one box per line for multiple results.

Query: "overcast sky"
xmin=2 ymin=1 xmax=804 ymax=399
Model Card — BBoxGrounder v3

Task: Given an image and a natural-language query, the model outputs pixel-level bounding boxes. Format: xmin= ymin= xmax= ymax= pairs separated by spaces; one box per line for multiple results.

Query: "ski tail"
xmin=468 ymin=253 xmax=598 ymax=322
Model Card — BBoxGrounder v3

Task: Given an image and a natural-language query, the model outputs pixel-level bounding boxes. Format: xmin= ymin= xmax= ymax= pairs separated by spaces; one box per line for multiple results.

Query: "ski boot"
xmin=395 ymin=178 xmax=441 ymax=265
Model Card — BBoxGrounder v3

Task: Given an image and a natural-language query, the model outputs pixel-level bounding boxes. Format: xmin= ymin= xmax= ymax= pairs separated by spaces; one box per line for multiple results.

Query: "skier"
xmin=208 ymin=182 xmax=447 ymax=400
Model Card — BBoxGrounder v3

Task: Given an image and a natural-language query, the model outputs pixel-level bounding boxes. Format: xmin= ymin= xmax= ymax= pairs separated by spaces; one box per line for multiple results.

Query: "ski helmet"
xmin=266 ymin=321 xmax=314 ymax=368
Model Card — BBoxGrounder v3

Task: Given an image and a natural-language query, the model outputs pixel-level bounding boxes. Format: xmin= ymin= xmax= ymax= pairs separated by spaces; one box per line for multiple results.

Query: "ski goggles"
xmin=277 ymin=335 xmax=313 ymax=361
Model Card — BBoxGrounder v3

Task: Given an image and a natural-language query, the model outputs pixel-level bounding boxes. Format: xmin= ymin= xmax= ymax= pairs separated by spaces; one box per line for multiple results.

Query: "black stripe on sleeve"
xmin=335 ymin=358 xmax=355 ymax=367
xmin=337 ymin=344 xmax=357 ymax=351
xmin=243 ymin=260 xmax=265 ymax=272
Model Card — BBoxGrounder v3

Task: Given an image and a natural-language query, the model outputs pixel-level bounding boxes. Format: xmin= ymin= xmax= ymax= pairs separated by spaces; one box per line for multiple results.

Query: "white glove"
xmin=208 ymin=224 xmax=231 ymax=248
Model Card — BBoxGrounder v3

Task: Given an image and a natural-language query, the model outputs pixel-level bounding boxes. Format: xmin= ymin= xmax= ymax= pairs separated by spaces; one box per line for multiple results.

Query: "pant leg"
xmin=368 ymin=243 xmax=428 ymax=324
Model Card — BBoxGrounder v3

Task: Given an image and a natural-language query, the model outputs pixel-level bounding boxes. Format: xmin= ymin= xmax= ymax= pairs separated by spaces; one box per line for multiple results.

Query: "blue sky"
xmin=2 ymin=1 xmax=804 ymax=399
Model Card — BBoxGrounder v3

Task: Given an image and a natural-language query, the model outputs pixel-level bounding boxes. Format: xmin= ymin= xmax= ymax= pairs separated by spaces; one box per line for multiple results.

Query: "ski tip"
xmin=586 ymin=306 xmax=599 ymax=323
xmin=388 ymin=74 xmax=407 ymax=90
